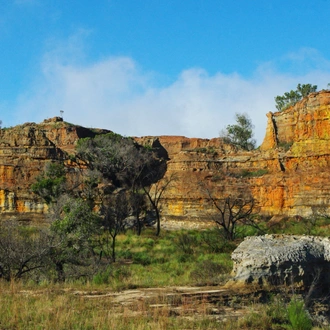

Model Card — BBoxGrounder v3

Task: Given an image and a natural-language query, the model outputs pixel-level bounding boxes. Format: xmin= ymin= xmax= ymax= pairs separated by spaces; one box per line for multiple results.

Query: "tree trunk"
xmin=155 ymin=209 xmax=161 ymax=236
xmin=112 ymin=236 xmax=116 ymax=262
xmin=55 ymin=262 xmax=65 ymax=283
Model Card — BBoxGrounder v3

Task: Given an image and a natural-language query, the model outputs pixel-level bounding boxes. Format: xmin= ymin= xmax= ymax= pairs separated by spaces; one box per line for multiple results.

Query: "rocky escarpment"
xmin=2 ymin=91 xmax=330 ymax=224
xmin=0 ymin=117 xmax=109 ymax=222
xmin=230 ymin=234 xmax=330 ymax=289
xmin=138 ymin=90 xmax=330 ymax=222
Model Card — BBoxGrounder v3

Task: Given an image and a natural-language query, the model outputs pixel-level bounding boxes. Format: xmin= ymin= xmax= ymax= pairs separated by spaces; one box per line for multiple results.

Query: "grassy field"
xmin=1 ymin=218 xmax=330 ymax=329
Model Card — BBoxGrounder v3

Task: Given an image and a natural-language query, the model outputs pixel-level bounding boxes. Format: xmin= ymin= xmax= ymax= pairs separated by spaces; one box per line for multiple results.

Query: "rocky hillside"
xmin=1 ymin=90 xmax=330 ymax=224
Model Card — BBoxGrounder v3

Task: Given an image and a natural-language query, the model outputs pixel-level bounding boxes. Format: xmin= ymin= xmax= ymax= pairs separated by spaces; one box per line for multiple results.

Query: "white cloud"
xmin=12 ymin=44 xmax=330 ymax=146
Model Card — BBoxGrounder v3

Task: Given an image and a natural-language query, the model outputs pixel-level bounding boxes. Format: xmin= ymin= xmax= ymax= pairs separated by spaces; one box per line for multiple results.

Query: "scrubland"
xmin=1 ymin=217 xmax=330 ymax=329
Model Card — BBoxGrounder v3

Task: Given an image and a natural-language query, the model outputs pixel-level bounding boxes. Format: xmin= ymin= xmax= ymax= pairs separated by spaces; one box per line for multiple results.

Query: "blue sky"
xmin=2 ymin=0 xmax=330 ymax=144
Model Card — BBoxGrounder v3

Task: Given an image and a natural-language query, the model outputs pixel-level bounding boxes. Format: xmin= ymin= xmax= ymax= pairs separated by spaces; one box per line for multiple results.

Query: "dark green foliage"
xmin=31 ymin=162 xmax=66 ymax=204
xmin=278 ymin=141 xmax=294 ymax=151
xmin=174 ymin=231 xmax=199 ymax=254
xmin=132 ymin=252 xmax=152 ymax=265
xmin=51 ymin=196 xmax=100 ymax=241
xmin=49 ymin=196 xmax=102 ymax=282
xmin=92 ymin=265 xmax=131 ymax=285
xmin=221 ymin=113 xmax=256 ymax=150
xmin=76 ymin=133 xmax=164 ymax=188
xmin=76 ymin=131 xmax=168 ymax=236
xmin=275 ymin=83 xmax=317 ymax=111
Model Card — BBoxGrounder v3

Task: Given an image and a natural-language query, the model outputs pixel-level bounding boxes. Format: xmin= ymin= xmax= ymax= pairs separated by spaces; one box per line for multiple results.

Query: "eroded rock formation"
xmin=144 ymin=90 xmax=330 ymax=222
xmin=1 ymin=91 xmax=330 ymax=224
xmin=230 ymin=234 xmax=330 ymax=288
xmin=0 ymin=117 xmax=109 ymax=222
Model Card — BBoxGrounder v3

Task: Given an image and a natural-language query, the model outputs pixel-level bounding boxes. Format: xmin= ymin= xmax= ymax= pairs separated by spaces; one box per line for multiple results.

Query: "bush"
xmin=287 ymin=298 xmax=312 ymax=330
xmin=174 ymin=231 xmax=199 ymax=255
xmin=93 ymin=267 xmax=112 ymax=285
xmin=200 ymin=228 xmax=236 ymax=253
xmin=132 ymin=252 xmax=152 ymax=265
xmin=189 ymin=260 xmax=228 ymax=286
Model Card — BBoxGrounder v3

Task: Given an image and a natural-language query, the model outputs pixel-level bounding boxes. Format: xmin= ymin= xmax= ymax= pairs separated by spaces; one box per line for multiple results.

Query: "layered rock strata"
xmin=143 ymin=90 xmax=330 ymax=221
xmin=1 ymin=91 xmax=330 ymax=224
xmin=0 ymin=117 xmax=108 ymax=222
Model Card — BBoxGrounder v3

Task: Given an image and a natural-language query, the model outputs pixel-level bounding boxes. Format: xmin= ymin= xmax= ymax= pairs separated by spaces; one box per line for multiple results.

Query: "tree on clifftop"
xmin=275 ymin=83 xmax=317 ymax=111
xmin=221 ymin=113 xmax=256 ymax=151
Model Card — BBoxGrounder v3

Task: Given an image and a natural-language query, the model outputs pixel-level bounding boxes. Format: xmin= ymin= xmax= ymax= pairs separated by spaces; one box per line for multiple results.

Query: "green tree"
xmin=31 ymin=162 xmax=66 ymax=204
xmin=49 ymin=195 xmax=101 ymax=282
xmin=221 ymin=113 xmax=256 ymax=151
xmin=275 ymin=83 xmax=317 ymax=111
xmin=77 ymin=133 xmax=168 ymax=236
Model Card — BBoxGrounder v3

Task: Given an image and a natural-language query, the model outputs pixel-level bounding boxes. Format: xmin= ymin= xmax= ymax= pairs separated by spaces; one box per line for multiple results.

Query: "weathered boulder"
xmin=230 ymin=235 xmax=330 ymax=288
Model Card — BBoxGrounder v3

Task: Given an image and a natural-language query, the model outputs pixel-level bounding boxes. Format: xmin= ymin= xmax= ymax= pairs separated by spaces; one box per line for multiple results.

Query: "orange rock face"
xmin=2 ymin=91 xmax=330 ymax=224
xmin=146 ymin=90 xmax=330 ymax=221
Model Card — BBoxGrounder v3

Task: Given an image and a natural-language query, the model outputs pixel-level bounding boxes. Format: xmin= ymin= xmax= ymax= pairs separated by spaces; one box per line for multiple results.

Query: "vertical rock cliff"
xmin=1 ymin=91 xmax=330 ymax=224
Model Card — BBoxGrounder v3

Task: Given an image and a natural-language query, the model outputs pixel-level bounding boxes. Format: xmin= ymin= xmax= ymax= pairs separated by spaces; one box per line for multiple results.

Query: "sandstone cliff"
xmin=0 ymin=117 xmax=109 ymax=222
xmin=2 ymin=91 xmax=330 ymax=224
xmin=144 ymin=90 xmax=330 ymax=223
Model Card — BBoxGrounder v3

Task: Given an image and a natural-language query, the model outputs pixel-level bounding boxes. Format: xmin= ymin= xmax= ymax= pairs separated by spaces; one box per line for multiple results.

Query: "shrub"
xmin=132 ymin=252 xmax=152 ymax=265
xmin=174 ymin=231 xmax=198 ymax=255
xmin=287 ymin=298 xmax=312 ymax=330
xmin=189 ymin=260 xmax=228 ymax=286
xmin=200 ymin=228 xmax=236 ymax=253
xmin=93 ymin=267 xmax=112 ymax=285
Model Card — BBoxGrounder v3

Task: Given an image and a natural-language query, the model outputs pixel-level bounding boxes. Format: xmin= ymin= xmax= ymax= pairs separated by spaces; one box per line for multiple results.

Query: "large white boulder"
xmin=230 ymin=234 xmax=330 ymax=287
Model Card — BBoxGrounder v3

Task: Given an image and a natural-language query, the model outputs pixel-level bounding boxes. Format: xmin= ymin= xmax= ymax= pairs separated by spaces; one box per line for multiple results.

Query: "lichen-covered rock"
xmin=230 ymin=235 xmax=330 ymax=288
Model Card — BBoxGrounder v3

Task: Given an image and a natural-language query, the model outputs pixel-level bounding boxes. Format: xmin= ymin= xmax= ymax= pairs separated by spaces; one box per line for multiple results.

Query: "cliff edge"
xmin=2 ymin=91 xmax=330 ymax=224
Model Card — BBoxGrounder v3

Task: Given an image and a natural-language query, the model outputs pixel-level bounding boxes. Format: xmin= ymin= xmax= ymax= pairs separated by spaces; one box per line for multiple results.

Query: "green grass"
xmin=266 ymin=216 xmax=330 ymax=236
xmin=1 ymin=224 xmax=329 ymax=328
xmin=0 ymin=282 xmax=221 ymax=329
xmin=98 ymin=228 xmax=235 ymax=289
xmin=0 ymin=227 xmax=236 ymax=329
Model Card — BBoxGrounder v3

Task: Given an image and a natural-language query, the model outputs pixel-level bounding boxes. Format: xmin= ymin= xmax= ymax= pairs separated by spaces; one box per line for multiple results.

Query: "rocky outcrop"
xmin=0 ymin=117 xmax=109 ymax=222
xmin=149 ymin=90 xmax=330 ymax=221
xmin=2 ymin=91 xmax=330 ymax=224
xmin=230 ymin=234 xmax=330 ymax=288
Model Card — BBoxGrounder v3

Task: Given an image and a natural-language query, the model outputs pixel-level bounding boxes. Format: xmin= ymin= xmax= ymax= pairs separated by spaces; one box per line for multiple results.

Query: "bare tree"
xmin=99 ymin=189 xmax=130 ymax=262
xmin=205 ymin=189 xmax=257 ymax=240
xmin=0 ymin=222 xmax=49 ymax=281
xmin=142 ymin=174 xmax=176 ymax=236
xmin=130 ymin=190 xmax=147 ymax=236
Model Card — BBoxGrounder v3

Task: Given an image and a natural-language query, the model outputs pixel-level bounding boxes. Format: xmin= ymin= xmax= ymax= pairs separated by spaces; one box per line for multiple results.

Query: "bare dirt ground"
xmin=69 ymin=285 xmax=259 ymax=323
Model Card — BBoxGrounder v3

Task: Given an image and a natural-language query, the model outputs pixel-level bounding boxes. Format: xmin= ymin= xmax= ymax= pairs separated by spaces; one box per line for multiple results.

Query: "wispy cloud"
xmin=11 ymin=36 xmax=330 ymax=145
